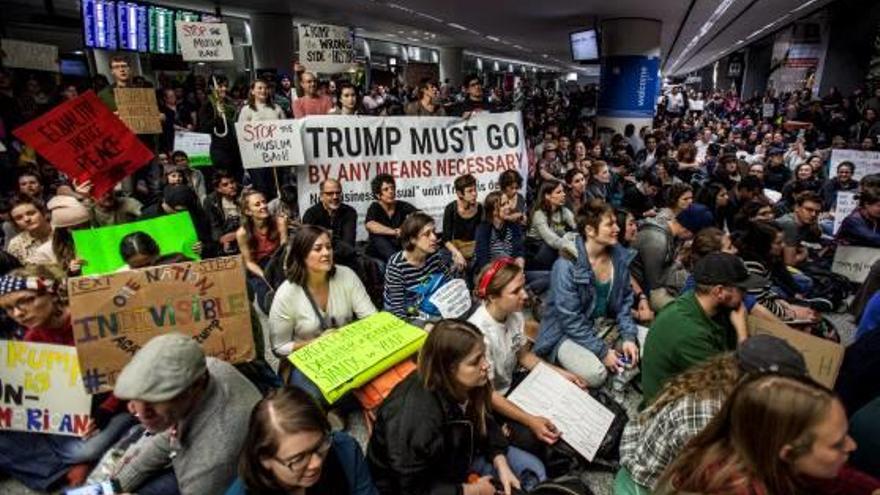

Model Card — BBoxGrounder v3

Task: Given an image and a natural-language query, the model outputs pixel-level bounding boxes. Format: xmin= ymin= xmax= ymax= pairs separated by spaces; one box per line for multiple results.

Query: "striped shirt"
xmin=383 ymin=250 xmax=448 ymax=318
xmin=488 ymin=225 xmax=515 ymax=260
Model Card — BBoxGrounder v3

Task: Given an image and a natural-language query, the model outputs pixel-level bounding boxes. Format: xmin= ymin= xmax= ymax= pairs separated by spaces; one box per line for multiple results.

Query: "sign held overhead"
xmin=176 ymin=21 xmax=234 ymax=61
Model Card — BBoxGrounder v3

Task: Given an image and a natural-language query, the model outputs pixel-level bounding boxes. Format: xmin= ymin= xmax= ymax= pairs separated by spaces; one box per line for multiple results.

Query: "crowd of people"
xmin=0 ymin=53 xmax=880 ymax=495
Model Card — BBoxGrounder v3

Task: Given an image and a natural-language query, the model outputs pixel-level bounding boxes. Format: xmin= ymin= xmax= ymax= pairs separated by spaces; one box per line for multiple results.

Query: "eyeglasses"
xmin=0 ymin=294 xmax=38 ymax=313
xmin=275 ymin=433 xmax=332 ymax=474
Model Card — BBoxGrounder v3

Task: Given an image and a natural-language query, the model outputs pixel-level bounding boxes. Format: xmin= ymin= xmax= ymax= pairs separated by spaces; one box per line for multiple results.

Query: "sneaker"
xmin=798 ymin=297 xmax=834 ymax=313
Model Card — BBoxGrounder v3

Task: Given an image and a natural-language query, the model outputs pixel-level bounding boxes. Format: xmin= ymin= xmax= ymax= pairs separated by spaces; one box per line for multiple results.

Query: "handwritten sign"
xmin=509 ymin=363 xmax=615 ymax=461
xmin=176 ymin=21 xmax=233 ymax=61
xmin=832 ymin=191 xmax=858 ymax=235
xmin=174 ymin=131 xmax=212 ymax=167
xmin=235 ymin=119 xmax=305 ymax=169
xmin=290 ymin=312 xmax=426 ymax=403
xmin=115 ymin=88 xmax=162 ymax=134
xmin=298 ymin=24 xmax=355 ymax=74
xmin=830 ymin=149 xmax=880 ymax=181
xmin=762 ymin=103 xmax=775 ymax=118
xmin=428 ymin=279 xmax=472 ymax=318
xmin=748 ymin=315 xmax=843 ymax=388
xmin=0 ymin=341 xmax=91 ymax=436
xmin=0 ymin=39 xmax=58 ymax=72
xmin=832 ymin=246 xmax=880 ymax=282
xmin=12 ymin=91 xmax=154 ymax=199
xmin=68 ymin=256 xmax=254 ymax=394
xmin=73 ymin=211 xmax=200 ymax=275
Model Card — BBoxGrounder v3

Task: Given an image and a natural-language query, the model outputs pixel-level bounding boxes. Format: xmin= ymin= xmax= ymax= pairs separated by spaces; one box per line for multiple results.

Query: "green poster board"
xmin=73 ymin=211 xmax=200 ymax=275
xmin=290 ymin=312 xmax=427 ymax=404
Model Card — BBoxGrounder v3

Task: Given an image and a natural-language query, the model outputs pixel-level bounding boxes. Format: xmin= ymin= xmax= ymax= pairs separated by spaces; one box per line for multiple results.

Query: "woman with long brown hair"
xmin=236 ymin=189 xmax=288 ymax=311
xmin=227 ymin=386 xmax=377 ymax=495
xmin=367 ymin=319 xmax=543 ymax=495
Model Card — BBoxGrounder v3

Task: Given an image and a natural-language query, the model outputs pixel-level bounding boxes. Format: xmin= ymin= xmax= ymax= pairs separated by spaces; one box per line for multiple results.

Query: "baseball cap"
xmin=736 ymin=334 xmax=807 ymax=376
xmin=114 ymin=333 xmax=207 ymax=402
xmin=693 ymin=252 xmax=767 ymax=290
xmin=675 ymin=204 xmax=715 ymax=234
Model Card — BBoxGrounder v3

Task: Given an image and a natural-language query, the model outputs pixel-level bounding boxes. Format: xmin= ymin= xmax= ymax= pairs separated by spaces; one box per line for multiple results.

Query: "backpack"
xmin=529 ymin=475 xmax=595 ymax=495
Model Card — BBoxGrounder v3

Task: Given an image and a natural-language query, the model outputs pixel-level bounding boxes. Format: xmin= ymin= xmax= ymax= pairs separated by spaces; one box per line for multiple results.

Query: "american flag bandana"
xmin=0 ymin=275 xmax=56 ymax=296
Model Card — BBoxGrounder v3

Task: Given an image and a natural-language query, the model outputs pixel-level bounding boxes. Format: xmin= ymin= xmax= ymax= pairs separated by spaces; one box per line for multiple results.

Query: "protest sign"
xmin=68 ymin=256 xmax=254 ymax=394
xmin=0 ymin=341 xmax=91 ymax=436
xmin=832 ymin=245 xmax=880 ymax=283
xmin=290 ymin=312 xmax=427 ymax=403
xmin=295 ymin=112 xmax=529 ymax=239
xmin=508 ymin=363 xmax=615 ymax=461
xmin=832 ymin=191 xmax=858 ymax=235
xmin=73 ymin=211 xmax=200 ymax=275
xmin=12 ymin=91 xmax=154 ymax=199
xmin=829 ymin=149 xmax=880 ymax=181
xmin=748 ymin=315 xmax=843 ymax=388
xmin=299 ymin=24 xmax=356 ymax=73
xmin=762 ymin=103 xmax=775 ymax=118
xmin=174 ymin=131 xmax=212 ymax=167
xmin=235 ymin=119 xmax=305 ymax=169
xmin=176 ymin=21 xmax=233 ymax=61
xmin=115 ymin=88 xmax=162 ymax=134
xmin=1 ymin=39 xmax=58 ymax=72
xmin=428 ymin=279 xmax=472 ymax=318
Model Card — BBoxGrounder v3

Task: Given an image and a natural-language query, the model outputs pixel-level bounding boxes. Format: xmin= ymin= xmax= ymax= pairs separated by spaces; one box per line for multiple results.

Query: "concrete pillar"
xmin=249 ymin=13 xmax=295 ymax=75
xmin=596 ymin=18 xmax=662 ymax=136
xmin=439 ymin=47 xmax=464 ymax=87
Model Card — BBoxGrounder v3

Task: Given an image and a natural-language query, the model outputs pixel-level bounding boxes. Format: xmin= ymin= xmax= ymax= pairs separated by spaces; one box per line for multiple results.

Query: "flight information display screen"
xmin=117 ymin=1 xmax=148 ymax=52
xmin=148 ymin=5 xmax=175 ymax=54
xmin=82 ymin=0 xmax=119 ymax=50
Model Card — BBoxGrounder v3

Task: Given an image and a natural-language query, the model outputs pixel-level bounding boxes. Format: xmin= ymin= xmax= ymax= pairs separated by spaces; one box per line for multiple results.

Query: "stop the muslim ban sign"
xmin=176 ymin=21 xmax=234 ymax=62
xmin=12 ymin=90 xmax=154 ymax=198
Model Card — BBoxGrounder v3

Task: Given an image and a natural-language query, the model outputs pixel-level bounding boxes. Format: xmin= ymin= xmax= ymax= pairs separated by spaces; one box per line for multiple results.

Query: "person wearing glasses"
xmin=302 ymin=179 xmax=358 ymax=267
xmin=452 ymin=74 xmax=497 ymax=118
xmin=226 ymin=386 xmax=377 ymax=495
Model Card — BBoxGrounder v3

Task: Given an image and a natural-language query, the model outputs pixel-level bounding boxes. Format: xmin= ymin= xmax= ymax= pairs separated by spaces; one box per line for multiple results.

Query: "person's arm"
xmin=550 ymin=260 xmax=609 ymax=358
xmin=383 ymin=257 xmax=408 ymax=317
xmin=267 ymin=282 xmax=300 ymax=357
xmin=236 ymin=228 xmax=264 ymax=278
xmin=277 ymin=216 xmax=289 ymax=246
xmin=531 ymin=210 xmax=567 ymax=250
xmin=365 ymin=203 xmax=399 ymax=236
xmin=114 ymin=432 xmax=172 ymax=492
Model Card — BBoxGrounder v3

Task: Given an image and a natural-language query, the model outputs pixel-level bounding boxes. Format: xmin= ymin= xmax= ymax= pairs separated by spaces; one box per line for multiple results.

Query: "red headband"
xmin=477 ymin=257 xmax=515 ymax=299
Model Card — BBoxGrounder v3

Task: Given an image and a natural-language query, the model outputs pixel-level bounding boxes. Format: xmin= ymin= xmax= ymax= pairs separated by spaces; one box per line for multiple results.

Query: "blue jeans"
xmin=138 ymin=469 xmax=180 ymax=495
xmin=471 ymin=446 xmax=547 ymax=491
xmin=289 ymin=367 xmax=361 ymax=414
xmin=525 ymin=270 xmax=551 ymax=295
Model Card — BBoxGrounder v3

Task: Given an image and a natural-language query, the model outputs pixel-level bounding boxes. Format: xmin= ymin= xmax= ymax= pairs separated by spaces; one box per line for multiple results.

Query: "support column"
xmin=439 ymin=47 xmax=463 ymax=87
xmin=597 ymin=18 xmax=662 ymax=136
xmin=249 ymin=13 xmax=295 ymax=75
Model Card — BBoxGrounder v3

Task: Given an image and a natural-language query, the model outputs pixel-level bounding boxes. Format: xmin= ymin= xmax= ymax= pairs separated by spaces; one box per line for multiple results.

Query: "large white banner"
xmin=830 ymin=149 xmax=880 ymax=181
xmin=295 ymin=112 xmax=529 ymax=240
xmin=298 ymin=24 xmax=356 ymax=74
xmin=175 ymin=21 xmax=233 ymax=61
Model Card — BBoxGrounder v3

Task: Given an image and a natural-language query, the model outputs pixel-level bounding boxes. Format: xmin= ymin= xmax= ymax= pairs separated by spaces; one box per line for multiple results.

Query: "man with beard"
xmin=302 ymin=178 xmax=358 ymax=267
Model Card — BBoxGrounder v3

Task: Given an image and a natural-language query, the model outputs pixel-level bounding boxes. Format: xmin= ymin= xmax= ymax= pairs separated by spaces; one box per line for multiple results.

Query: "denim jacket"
xmin=533 ymin=234 xmax=638 ymax=361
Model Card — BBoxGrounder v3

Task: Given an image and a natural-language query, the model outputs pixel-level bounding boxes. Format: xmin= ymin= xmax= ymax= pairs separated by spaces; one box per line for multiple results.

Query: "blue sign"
xmin=598 ymin=55 xmax=661 ymax=118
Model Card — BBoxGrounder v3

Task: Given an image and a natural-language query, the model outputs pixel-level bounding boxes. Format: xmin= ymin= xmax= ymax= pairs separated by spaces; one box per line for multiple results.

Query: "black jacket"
xmin=367 ymin=373 xmax=508 ymax=495
xmin=203 ymin=191 xmax=241 ymax=254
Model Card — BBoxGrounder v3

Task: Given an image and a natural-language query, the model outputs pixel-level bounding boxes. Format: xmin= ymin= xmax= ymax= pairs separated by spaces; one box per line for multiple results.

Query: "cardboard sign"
xmin=832 ymin=191 xmax=858 ymax=235
xmin=298 ymin=24 xmax=355 ymax=73
xmin=0 ymin=39 xmax=59 ymax=72
xmin=68 ymin=256 xmax=254 ymax=394
xmin=12 ymin=91 xmax=154 ymax=199
xmin=830 ymin=149 xmax=880 ymax=181
xmin=73 ymin=211 xmax=201 ymax=275
xmin=174 ymin=131 xmax=212 ymax=167
xmin=295 ymin=112 xmax=529 ymax=239
xmin=115 ymin=88 xmax=162 ymax=134
xmin=176 ymin=21 xmax=233 ymax=61
xmin=747 ymin=315 xmax=843 ymax=388
xmin=832 ymin=246 xmax=880 ymax=282
xmin=0 ymin=341 xmax=92 ymax=436
xmin=289 ymin=312 xmax=426 ymax=403
xmin=235 ymin=119 xmax=305 ymax=169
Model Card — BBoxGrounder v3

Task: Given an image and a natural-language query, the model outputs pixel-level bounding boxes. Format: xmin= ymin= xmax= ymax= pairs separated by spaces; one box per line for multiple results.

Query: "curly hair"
xmin=643 ymin=352 xmax=740 ymax=417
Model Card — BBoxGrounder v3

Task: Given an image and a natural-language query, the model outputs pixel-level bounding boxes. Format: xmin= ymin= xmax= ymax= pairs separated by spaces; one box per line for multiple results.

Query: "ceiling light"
xmin=541 ymin=54 xmax=549 ymax=58
xmin=486 ymin=35 xmax=500 ymax=42
xmin=447 ymin=23 xmax=468 ymax=31
xmin=791 ymin=0 xmax=820 ymax=13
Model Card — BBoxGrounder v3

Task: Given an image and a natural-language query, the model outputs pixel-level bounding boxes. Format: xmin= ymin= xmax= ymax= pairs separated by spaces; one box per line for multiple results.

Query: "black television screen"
xmin=570 ymin=29 xmax=598 ymax=62
xmin=83 ymin=0 xmax=118 ymax=50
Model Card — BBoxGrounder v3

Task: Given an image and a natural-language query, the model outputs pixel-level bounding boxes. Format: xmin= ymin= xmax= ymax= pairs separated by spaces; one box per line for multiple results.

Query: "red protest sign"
xmin=12 ymin=90 xmax=154 ymax=198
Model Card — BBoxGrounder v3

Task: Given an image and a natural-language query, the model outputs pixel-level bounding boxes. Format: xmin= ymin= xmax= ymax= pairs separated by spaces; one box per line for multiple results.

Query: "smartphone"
xmin=64 ymin=480 xmax=121 ymax=495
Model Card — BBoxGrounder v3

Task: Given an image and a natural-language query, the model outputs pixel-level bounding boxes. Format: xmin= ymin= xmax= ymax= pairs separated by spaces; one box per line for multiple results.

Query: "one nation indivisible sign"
xmin=12 ymin=91 xmax=154 ymax=198
xmin=68 ymin=256 xmax=255 ymax=394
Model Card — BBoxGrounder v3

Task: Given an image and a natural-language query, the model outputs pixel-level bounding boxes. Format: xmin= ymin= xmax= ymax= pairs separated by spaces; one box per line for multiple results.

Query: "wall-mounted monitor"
xmin=570 ymin=29 xmax=599 ymax=62
xmin=82 ymin=0 xmax=119 ymax=51
xmin=147 ymin=5 xmax=175 ymax=54
xmin=117 ymin=1 xmax=149 ymax=52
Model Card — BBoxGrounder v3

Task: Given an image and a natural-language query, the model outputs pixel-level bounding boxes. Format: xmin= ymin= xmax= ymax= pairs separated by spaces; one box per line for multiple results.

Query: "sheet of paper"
xmin=428 ymin=278 xmax=471 ymax=318
xmin=508 ymin=363 xmax=614 ymax=461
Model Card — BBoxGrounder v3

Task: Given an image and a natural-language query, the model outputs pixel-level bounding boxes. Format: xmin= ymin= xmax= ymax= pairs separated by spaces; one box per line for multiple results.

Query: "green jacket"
xmin=640 ymin=292 xmax=737 ymax=407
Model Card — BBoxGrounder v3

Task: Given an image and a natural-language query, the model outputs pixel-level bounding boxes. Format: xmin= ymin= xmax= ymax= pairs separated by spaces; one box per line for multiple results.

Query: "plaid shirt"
xmin=620 ymin=392 xmax=724 ymax=490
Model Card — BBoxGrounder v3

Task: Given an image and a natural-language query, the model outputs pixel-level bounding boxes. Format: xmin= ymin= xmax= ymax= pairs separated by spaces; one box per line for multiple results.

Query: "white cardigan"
xmin=268 ymin=265 xmax=376 ymax=357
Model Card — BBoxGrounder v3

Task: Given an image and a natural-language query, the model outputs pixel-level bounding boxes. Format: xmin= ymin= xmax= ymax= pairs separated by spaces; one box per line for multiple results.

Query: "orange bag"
xmin=353 ymin=359 xmax=418 ymax=433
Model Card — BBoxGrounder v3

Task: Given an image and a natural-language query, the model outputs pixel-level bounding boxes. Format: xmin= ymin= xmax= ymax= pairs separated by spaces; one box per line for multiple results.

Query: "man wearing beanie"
xmin=110 ymin=333 xmax=260 ymax=495
xmin=27 ymin=195 xmax=91 ymax=267
xmin=633 ymin=203 xmax=716 ymax=300
xmin=641 ymin=252 xmax=766 ymax=406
